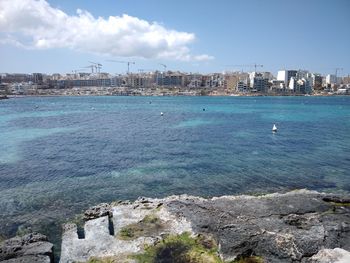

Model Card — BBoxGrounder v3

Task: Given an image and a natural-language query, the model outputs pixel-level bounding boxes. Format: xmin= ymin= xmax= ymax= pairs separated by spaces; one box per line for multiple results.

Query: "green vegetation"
xmin=118 ymin=214 xmax=163 ymax=240
xmin=232 ymin=256 xmax=264 ymax=263
xmin=86 ymin=256 xmax=119 ymax=263
xmin=132 ymin=232 xmax=222 ymax=263
xmin=329 ymin=201 xmax=350 ymax=207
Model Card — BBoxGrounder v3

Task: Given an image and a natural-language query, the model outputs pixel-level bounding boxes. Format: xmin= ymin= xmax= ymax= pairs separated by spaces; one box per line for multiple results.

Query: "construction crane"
xmin=225 ymin=63 xmax=263 ymax=72
xmin=72 ymin=69 xmax=87 ymax=77
xmin=88 ymin=61 xmax=102 ymax=74
xmin=106 ymin=60 xmax=135 ymax=74
xmin=334 ymin=67 xmax=343 ymax=78
xmin=83 ymin=65 xmax=95 ymax=73
xmin=159 ymin=63 xmax=167 ymax=72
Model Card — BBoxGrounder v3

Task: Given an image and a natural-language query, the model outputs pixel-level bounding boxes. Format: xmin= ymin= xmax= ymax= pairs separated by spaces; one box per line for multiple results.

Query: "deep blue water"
xmin=0 ymin=96 xmax=350 ymax=241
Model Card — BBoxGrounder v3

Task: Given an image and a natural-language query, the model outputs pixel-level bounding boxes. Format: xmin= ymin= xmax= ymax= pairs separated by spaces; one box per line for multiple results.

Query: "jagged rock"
xmin=1 ymin=255 xmax=51 ymax=263
xmin=83 ymin=203 xmax=112 ymax=220
xmin=165 ymin=190 xmax=350 ymax=262
xmin=323 ymin=196 xmax=350 ymax=204
xmin=60 ymin=190 xmax=350 ymax=263
xmin=306 ymin=248 xmax=350 ymax=263
xmin=0 ymin=233 xmax=53 ymax=263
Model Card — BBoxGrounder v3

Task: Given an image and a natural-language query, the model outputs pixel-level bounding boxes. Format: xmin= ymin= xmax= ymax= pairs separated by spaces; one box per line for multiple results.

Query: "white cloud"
xmin=0 ymin=0 xmax=214 ymax=61
xmin=193 ymin=54 xmax=215 ymax=61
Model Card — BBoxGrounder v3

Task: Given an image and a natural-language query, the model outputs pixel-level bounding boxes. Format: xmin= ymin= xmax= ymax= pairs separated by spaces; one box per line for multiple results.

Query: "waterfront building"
xmin=270 ymin=80 xmax=286 ymax=93
xmin=0 ymin=73 xmax=32 ymax=83
xmin=187 ymin=74 xmax=203 ymax=88
xmin=277 ymin=70 xmax=297 ymax=86
xmin=205 ymin=73 xmax=225 ymax=88
xmin=312 ymin=74 xmax=323 ymax=90
xmin=224 ymin=74 xmax=239 ymax=92
xmin=32 ymin=73 xmax=43 ymax=85
xmin=249 ymin=72 xmax=269 ymax=92
xmin=156 ymin=71 xmax=184 ymax=87
xmin=237 ymin=81 xmax=249 ymax=92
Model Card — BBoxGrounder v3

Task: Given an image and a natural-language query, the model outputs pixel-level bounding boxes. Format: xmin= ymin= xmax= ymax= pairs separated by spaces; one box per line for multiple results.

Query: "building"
xmin=156 ymin=71 xmax=184 ymax=87
xmin=237 ymin=81 xmax=249 ymax=92
xmin=312 ymin=74 xmax=323 ymax=90
xmin=277 ymin=70 xmax=297 ymax=87
xmin=205 ymin=74 xmax=225 ymax=88
xmin=32 ymin=73 xmax=43 ymax=84
xmin=326 ymin=74 xmax=338 ymax=85
xmin=249 ymin=72 xmax=269 ymax=92
xmin=224 ymin=74 xmax=239 ymax=92
xmin=187 ymin=74 xmax=203 ymax=88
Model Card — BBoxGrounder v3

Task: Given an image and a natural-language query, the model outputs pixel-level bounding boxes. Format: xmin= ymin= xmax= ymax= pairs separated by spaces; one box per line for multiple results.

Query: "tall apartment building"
xmin=312 ymin=74 xmax=323 ymax=89
xmin=249 ymin=72 xmax=269 ymax=92
xmin=156 ymin=71 xmax=184 ymax=87
xmin=277 ymin=70 xmax=297 ymax=87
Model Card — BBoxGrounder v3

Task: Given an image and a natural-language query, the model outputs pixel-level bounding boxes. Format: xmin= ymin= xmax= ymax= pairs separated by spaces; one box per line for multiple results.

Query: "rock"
xmin=306 ymin=248 xmax=350 ymax=263
xmin=60 ymin=190 xmax=350 ymax=263
xmin=83 ymin=203 xmax=112 ymax=220
xmin=0 ymin=233 xmax=53 ymax=263
xmin=1 ymin=255 xmax=51 ymax=263
xmin=323 ymin=196 xmax=350 ymax=204
xmin=165 ymin=190 xmax=350 ymax=262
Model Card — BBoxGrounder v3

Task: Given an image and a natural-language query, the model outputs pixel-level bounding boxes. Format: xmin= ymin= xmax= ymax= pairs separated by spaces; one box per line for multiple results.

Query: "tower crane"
xmin=107 ymin=60 xmax=135 ymax=74
xmin=83 ymin=65 xmax=95 ymax=73
xmin=334 ymin=67 xmax=343 ymax=78
xmin=225 ymin=63 xmax=263 ymax=72
xmin=159 ymin=63 xmax=167 ymax=72
xmin=88 ymin=61 xmax=102 ymax=74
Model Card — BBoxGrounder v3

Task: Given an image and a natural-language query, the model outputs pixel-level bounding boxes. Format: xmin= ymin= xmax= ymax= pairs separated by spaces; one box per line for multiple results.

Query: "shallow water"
xmin=0 ymin=96 xmax=349 ymax=248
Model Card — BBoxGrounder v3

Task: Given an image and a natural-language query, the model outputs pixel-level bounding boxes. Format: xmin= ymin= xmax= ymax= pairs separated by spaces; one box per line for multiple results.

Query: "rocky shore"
xmin=1 ymin=189 xmax=349 ymax=262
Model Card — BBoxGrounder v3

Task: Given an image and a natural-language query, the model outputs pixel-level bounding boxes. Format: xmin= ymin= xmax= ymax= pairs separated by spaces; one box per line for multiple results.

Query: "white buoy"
xmin=160 ymin=112 xmax=164 ymax=116
xmin=272 ymin=124 xmax=277 ymax=132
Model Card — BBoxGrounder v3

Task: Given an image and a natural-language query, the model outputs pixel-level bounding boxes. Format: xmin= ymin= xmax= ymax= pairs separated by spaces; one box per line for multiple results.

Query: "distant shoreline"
xmin=5 ymin=93 xmax=349 ymax=98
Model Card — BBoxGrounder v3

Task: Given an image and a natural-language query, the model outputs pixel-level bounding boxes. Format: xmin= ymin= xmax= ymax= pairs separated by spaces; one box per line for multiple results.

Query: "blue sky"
xmin=0 ymin=0 xmax=349 ymax=76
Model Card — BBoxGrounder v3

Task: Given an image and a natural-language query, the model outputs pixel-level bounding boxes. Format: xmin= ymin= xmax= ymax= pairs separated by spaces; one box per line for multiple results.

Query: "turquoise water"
xmin=0 ymin=96 xmax=350 ymax=243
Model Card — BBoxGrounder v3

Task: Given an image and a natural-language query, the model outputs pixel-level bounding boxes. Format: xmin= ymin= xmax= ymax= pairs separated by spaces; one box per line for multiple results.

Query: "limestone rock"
xmin=307 ymin=248 xmax=350 ymax=263
xmin=0 ymin=233 xmax=53 ymax=263
xmin=60 ymin=190 xmax=350 ymax=263
xmin=83 ymin=203 xmax=112 ymax=220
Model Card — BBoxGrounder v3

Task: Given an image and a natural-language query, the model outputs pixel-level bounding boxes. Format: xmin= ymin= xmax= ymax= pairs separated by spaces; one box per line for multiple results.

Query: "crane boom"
xmin=159 ymin=63 xmax=167 ymax=72
xmin=226 ymin=63 xmax=263 ymax=72
xmin=107 ymin=60 xmax=135 ymax=74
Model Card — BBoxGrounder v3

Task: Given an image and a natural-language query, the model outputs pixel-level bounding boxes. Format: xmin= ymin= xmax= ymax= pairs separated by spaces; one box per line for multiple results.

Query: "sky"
xmin=0 ymin=0 xmax=349 ymax=76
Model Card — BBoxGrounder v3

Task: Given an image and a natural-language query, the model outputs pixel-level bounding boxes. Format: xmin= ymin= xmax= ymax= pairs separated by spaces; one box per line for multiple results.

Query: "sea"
xmin=0 ymin=96 xmax=350 ymax=251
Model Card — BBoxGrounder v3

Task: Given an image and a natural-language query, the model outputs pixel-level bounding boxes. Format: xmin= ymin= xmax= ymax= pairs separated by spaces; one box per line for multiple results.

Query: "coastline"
xmin=1 ymin=189 xmax=349 ymax=263
xmin=4 ymin=93 xmax=349 ymax=98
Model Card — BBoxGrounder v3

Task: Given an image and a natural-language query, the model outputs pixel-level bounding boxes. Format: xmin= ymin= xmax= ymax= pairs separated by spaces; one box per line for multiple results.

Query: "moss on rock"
xmin=132 ymin=232 xmax=222 ymax=263
xmin=118 ymin=214 xmax=163 ymax=240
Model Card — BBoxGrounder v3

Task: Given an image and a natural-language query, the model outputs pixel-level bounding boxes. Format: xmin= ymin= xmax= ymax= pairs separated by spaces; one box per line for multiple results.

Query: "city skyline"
xmin=0 ymin=0 xmax=349 ymax=76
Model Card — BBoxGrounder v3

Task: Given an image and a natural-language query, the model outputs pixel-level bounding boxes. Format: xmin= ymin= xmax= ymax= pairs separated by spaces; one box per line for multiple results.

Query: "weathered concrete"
xmin=60 ymin=198 xmax=192 ymax=263
xmin=0 ymin=233 xmax=53 ymax=263
xmin=60 ymin=190 xmax=350 ymax=263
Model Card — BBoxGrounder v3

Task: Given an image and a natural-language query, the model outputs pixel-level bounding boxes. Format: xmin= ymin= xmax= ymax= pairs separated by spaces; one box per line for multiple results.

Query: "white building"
xmin=277 ymin=70 xmax=297 ymax=86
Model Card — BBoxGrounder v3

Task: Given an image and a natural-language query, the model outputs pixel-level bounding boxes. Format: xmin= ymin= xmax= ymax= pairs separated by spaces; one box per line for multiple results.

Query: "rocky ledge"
xmin=59 ymin=189 xmax=350 ymax=263
xmin=0 ymin=233 xmax=54 ymax=263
